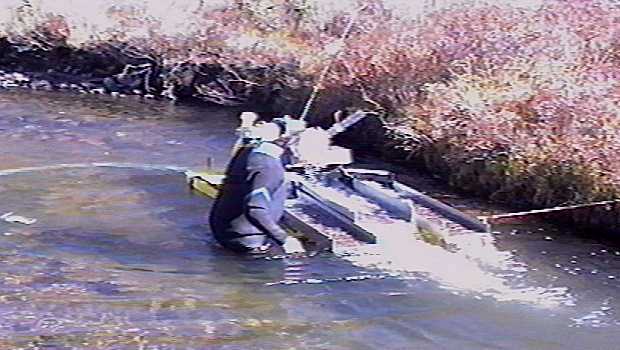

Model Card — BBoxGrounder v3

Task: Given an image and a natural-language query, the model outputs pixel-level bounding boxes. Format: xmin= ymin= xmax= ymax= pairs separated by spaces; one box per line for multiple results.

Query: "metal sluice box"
xmin=186 ymin=168 xmax=489 ymax=252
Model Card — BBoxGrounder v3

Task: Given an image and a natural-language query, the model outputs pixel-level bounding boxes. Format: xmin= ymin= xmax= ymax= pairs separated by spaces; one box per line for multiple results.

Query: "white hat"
xmin=252 ymin=122 xmax=282 ymax=142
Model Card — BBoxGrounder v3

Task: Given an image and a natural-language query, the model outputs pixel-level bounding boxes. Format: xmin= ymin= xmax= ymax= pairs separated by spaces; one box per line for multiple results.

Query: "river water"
xmin=0 ymin=90 xmax=618 ymax=349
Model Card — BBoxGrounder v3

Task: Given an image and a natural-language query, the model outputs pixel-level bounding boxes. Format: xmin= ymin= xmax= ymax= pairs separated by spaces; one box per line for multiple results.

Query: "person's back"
xmin=209 ymin=142 xmax=289 ymax=253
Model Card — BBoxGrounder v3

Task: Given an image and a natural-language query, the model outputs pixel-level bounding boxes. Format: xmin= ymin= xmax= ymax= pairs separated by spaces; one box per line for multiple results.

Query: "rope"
xmin=480 ymin=199 xmax=620 ymax=223
xmin=0 ymin=162 xmax=190 ymax=177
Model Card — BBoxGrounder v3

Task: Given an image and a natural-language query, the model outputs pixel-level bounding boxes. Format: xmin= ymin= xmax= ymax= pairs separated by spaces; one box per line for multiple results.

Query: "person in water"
xmin=209 ymin=117 xmax=305 ymax=254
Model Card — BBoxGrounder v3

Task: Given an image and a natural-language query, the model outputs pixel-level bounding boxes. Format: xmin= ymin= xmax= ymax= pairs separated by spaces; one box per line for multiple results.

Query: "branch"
xmin=341 ymin=60 xmax=385 ymax=111
xmin=194 ymin=83 xmax=246 ymax=106
xmin=119 ymin=63 xmax=152 ymax=77
xmin=221 ymin=64 xmax=263 ymax=87
xmin=118 ymin=44 xmax=156 ymax=62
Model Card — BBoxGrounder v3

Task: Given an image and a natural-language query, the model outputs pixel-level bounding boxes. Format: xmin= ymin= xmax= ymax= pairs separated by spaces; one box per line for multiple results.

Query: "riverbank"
xmin=1 ymin=0 xmax=619 ymax=236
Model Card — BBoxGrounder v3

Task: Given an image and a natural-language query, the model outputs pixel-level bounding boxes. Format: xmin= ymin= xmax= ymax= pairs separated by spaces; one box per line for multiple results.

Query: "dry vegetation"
xmin=1 ymin=0 xmax=619 ymax=220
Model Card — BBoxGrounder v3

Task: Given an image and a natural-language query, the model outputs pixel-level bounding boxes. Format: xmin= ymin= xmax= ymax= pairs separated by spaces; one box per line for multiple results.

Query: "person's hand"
xmin=282 ymin=237 xmax=305 ymax=254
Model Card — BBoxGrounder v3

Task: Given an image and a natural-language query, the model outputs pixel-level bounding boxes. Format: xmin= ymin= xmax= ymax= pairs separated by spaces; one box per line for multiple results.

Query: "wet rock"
xmin=30 ymin=80 xmax=53 ymax=91
xmin=0 ymin=81 xmax=18 ymax=88
xmin=11 ymin=72 xmax=29 ymax=83
xmin=80 ymin=82 xmax=97 ymax=90
xmin=102 ymin=76 xmax=120 ymax=92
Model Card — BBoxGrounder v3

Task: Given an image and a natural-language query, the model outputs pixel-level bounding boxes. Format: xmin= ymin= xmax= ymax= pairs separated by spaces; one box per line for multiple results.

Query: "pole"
xmin=299 ymin=4 xmax=367 ymax=121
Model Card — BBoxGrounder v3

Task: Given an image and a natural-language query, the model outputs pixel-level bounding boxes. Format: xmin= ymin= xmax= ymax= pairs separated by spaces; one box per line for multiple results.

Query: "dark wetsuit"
xmin=209 ymin=142 xmax=288 ymax=253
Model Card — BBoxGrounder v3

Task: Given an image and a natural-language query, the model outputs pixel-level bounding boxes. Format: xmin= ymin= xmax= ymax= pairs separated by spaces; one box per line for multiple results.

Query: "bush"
xmin=403 ymin=0 xmax=620 ymax=207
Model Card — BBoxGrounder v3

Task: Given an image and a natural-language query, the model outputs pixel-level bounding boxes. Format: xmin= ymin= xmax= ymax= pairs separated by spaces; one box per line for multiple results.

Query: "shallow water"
xmin=0 ymin=90 xmax=618 ymax=349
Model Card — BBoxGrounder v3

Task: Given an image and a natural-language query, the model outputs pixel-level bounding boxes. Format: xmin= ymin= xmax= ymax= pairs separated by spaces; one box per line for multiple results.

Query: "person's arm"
xmin=244 ymin=163 xmax=288 ymax=245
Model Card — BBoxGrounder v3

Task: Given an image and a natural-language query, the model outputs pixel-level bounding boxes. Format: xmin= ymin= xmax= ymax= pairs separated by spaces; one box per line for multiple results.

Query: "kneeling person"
xmin=209 ymin=121 xmax=304 ymax=254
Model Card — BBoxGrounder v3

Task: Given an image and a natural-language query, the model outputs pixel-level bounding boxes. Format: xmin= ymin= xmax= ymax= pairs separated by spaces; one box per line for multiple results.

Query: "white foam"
xmin=305 ymin=180 xmax=575 ymax=308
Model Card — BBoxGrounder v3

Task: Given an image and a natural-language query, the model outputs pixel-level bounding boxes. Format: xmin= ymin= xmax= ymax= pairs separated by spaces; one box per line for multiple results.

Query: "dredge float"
xmin=187 ymin=110 xmax=489 ymax=253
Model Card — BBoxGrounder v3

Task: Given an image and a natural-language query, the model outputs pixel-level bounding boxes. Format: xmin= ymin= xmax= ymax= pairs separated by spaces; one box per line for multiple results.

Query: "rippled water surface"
xmin=0 ymin=90 xmax=619 ymax=349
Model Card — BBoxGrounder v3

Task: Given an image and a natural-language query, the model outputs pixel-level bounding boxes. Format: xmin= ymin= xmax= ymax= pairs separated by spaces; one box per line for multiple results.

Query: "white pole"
xmin=299 ymin=4 xmax=368 ymax=121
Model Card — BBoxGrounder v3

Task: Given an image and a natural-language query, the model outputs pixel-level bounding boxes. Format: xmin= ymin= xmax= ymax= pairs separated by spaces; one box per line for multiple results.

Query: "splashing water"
xmin=295 ymin=177 xmax=575 ymax=308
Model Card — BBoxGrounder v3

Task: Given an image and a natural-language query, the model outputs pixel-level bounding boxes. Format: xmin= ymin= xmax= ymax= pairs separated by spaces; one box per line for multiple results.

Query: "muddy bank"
xmin=0 ymin=39 xmax=617 ymax=237
xmin=0 ymin=38 xmax=313 ymax=117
